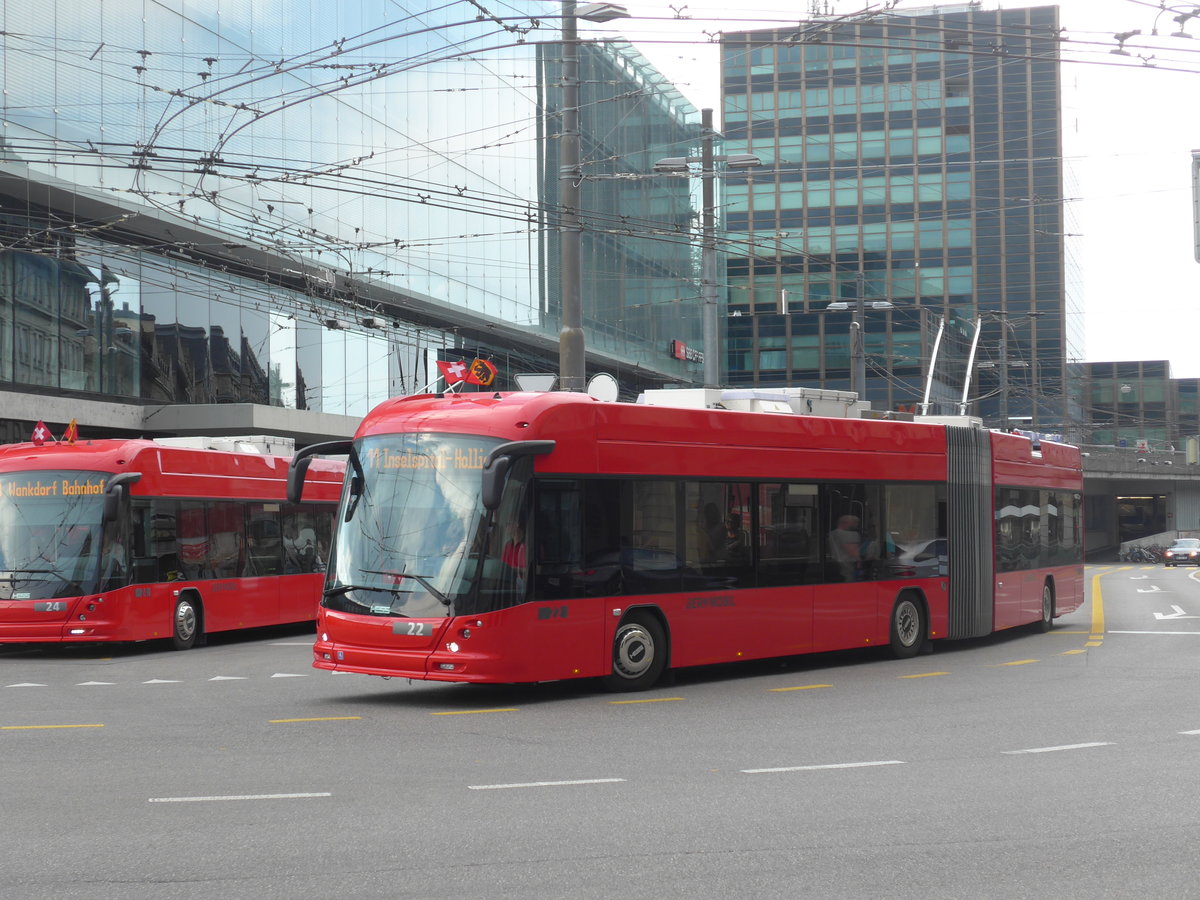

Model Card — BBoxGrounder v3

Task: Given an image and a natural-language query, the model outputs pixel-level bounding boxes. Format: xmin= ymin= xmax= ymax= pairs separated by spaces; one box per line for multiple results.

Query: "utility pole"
xmin=700 ymin=108 xmax=718 ymax=388
xmin=998 ymin=312 xmax=1009 ymax=430
xmin=852 ymin=270 xmax=866 ymax=397
xmin=558 ymin=0 xmax=585 ymax=392
xmin=653 ymin=111 xmax=761 ymax=388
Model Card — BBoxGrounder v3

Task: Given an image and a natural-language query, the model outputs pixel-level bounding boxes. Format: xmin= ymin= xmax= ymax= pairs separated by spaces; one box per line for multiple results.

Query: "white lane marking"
xmin=6 ymin=683 xmax=48 ymax=687
xmin=149 ymin=792 xmax=331 ymax=803
xmin=271 ymin=673 xmax=308 ymax=678
xmin=742 ymin=760 xmax=905 ymax=774
xmin=1107 ymin=630 xmax=1200 ymax=635
xmin=76 ymin=681 xmax=116 ymax=686
xmin=1002 ymin=742 xmax=1113 ymax=755
xmin=1180 ymin=730 xmax=1200 ymax=735
xmin=143 ymin=679 xmax=182 ymax=684
xmin=1154 ymin=605 xmax=1199 ymax=620
xmin=468 ymin=778 xmax=626 ymax=791
xmin=209 ymin=676 xmax=248 ymax=681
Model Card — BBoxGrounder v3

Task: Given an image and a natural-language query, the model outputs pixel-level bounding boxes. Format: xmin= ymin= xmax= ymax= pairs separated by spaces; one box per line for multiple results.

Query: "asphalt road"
xmin=3 ymin=564 xmax=1199 ymax=899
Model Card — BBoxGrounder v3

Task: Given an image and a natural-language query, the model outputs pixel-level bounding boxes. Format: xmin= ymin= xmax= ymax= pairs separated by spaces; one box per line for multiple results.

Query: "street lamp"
xmin=825 ymin=271 xmax=893 ymax=398
xmin=559 ymin=1 xmax=630 ymax=392
xmin=654 ymin=108 xmax=762 ymax=388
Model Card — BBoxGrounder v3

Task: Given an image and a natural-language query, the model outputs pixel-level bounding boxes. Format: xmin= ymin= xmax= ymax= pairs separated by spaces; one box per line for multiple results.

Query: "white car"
xmin=1163 ymin=538 xmax=1200 ymax=567
xmin=885 ymin=538 xmax=948 ymax=578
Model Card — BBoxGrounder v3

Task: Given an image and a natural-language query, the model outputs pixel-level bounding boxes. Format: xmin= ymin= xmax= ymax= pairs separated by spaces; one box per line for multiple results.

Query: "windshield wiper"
xmin=359 ymin=568 xmax=451 ymax=607
xmin=0 ymin=568 xmax=58 ymax=580
xmin=322 ymin=583 xmax=407 ymax=614
xmin=324 ymin=583 xmax=405 ymax=598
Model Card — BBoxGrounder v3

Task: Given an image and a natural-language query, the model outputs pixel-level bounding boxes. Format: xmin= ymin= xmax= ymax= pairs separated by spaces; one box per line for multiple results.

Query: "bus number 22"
xmin=393 ymin=621 xmax=431 ymax=636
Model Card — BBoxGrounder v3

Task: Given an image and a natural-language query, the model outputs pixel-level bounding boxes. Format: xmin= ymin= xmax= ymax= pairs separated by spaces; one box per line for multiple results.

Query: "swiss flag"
xmin=436 ymin=359 xmax=469 ymax=385
xmin=31 ymin=420 xmax=52 ymax=446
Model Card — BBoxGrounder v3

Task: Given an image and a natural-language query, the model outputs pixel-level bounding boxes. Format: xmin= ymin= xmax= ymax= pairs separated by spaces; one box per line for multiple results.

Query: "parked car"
xmin=884 ymin=537 xmax=947 ymax=578
xmin=1163 ymin=538 xmax=1200 ymax=567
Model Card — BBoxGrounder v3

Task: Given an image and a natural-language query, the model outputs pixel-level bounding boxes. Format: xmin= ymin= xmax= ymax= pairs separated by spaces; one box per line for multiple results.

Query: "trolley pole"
xmin=558 ymin=0 xmax=586 ymax=392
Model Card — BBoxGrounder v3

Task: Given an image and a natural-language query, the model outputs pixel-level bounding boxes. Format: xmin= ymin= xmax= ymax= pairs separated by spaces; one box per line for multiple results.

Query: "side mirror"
xmin=480 ymin=440 xmax=555 ymax=511
xmin=481 ymin=456 xmax=511 ymax=511
xmin=103 ymin=472 xmax=142 ymax=521
xmin=289 ymin=440 xmax=354 ymax=504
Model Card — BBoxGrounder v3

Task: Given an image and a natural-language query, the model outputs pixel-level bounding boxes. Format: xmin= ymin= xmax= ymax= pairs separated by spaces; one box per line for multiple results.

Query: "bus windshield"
xmin=326 ymin=432 xmax=502 ymax=618
xmin=0 ymin=470 xmax=112 ymax=600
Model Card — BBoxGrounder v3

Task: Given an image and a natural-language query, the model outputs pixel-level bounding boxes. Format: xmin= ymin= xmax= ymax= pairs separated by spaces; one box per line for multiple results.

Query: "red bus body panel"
xmin=989 ymin=432 xmax=1085 ymax=629
xmin=0 ymin=439 xmax=343 ymax=644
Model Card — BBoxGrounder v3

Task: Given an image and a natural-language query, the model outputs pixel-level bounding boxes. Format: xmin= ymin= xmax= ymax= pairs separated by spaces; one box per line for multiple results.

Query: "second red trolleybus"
xmin=289 ymin=390 xmax=1084 ymax=691
xmin=0 ymin=437 xmax=343 ymax=649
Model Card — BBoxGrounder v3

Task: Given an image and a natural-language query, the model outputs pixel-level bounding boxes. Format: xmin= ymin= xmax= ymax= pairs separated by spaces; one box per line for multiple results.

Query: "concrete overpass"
xmin=1081 ymin=446 xmax=1200 ymax=560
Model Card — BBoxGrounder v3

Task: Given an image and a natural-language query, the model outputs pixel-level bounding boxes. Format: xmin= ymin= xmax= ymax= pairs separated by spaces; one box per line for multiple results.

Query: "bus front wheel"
xmin=889 ymin=595 xmax=926 ymax=659
xmin=602 ymin=613 xmax=666 ymax=692
xmin=172 ymin=596 xmax=200 ymax=650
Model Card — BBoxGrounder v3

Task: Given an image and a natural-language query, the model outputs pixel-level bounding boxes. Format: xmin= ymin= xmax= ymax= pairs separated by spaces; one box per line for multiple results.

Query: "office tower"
xmin=721 ymin=4 xmax=1079 ymax=428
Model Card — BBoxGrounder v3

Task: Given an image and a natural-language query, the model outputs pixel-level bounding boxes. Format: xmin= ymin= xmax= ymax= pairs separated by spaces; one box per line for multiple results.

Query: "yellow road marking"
xmin=995 ymin=659 xmax=1038 ymax=666
xmin=431 ymin=708 xmax=518 ymax=716
xmin=609 ymin=697 xmax=683 ymax=704
xmin=1061 ymin=649 xmax=1087 ymax=655
xmin=1 ymin=723 xmax=104 ymax=730
xmin=269 ymin=716 xmax=361 ymax=724
xmin=769 ymin=684 xmax=833 ymax=692
xmin=898 ymin=672 xmax=949 ymax=679
xmin=1085 ymin=641 xmax=1102 ymax=647
xmin=1090 ymin=573 xmax=1105 ymax=636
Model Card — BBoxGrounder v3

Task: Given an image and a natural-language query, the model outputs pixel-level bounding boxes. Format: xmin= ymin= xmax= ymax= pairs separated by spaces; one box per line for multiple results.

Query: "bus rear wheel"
xmin=602 ymin=613 xmax=666 ymax=692
xmin=889 ymin=595 xmax=925 ymax=659
xmin=1037 ymin=582 xmax=1055 ymax=632
xmin=172 ymin=596 xmax=200 ymax=650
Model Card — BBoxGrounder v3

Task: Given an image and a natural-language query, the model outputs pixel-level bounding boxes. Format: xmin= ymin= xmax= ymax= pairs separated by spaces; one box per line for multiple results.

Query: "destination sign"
xmin=3 ymin=476 xmax=108 ymax=498
xmin=366 ymin=447 xmax=489 ymax=471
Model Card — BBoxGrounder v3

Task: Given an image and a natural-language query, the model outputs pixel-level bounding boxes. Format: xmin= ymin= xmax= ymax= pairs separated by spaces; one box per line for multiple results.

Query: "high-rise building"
xmin=720 ymin=4 xmax=1081 ymax=429
xmin=0 ymin=2 xmax=703 ymax=444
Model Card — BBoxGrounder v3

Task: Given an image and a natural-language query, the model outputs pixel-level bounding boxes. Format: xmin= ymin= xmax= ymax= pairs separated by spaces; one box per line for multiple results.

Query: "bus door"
xmin=814 ymin=484 xmax=882 ymax=652
xmin=525 ymin=479 xmax=613 ymax=679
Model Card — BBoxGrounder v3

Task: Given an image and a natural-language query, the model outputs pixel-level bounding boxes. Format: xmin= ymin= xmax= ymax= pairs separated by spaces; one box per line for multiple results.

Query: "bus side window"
xmin=130 ymin=500 xmax=157 ymax=584
xmin=246 ymin=503 xmax=283 ymax=576
xmin=757 ymin=483 xmax=819 ymax=587
xmin=283 ymin=504 xmax=321 ymax=573
xmin=208 ymin=502 xmax=245 ymax=578
xmin=176 ymin=502 xmax=208 ymax=580
xmin=580 ymin=479 xmax=622 ymax=597
xmin=532 ymin=480 xmax=582 ymax=600
xmin=151 ymin=499 xmax=184 ymax=581
xmin=621 ymin=480 xmax=682 ymax=595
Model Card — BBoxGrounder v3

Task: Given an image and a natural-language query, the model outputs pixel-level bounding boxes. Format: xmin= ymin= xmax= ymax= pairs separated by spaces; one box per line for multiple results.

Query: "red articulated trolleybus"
xmin=288 ymin=388 xmax=1084 ymax=691
xmin=0 ymin=436 xmax=343 ymax=649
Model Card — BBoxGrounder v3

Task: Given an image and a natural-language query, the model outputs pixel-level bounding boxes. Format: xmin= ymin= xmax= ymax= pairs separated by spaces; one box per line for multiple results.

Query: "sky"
xmin=589 ymin=0 xmax=1200 ymax=376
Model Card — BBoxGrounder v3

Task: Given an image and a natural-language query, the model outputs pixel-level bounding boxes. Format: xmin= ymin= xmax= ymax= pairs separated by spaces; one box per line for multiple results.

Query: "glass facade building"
xmin=720 ymin=4 xmax=1081 ymax=426
xmin=1082 ymin=360 xmax=1200 ymax=450
xmin=0 ymin=1 xmax=704 ymax=443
